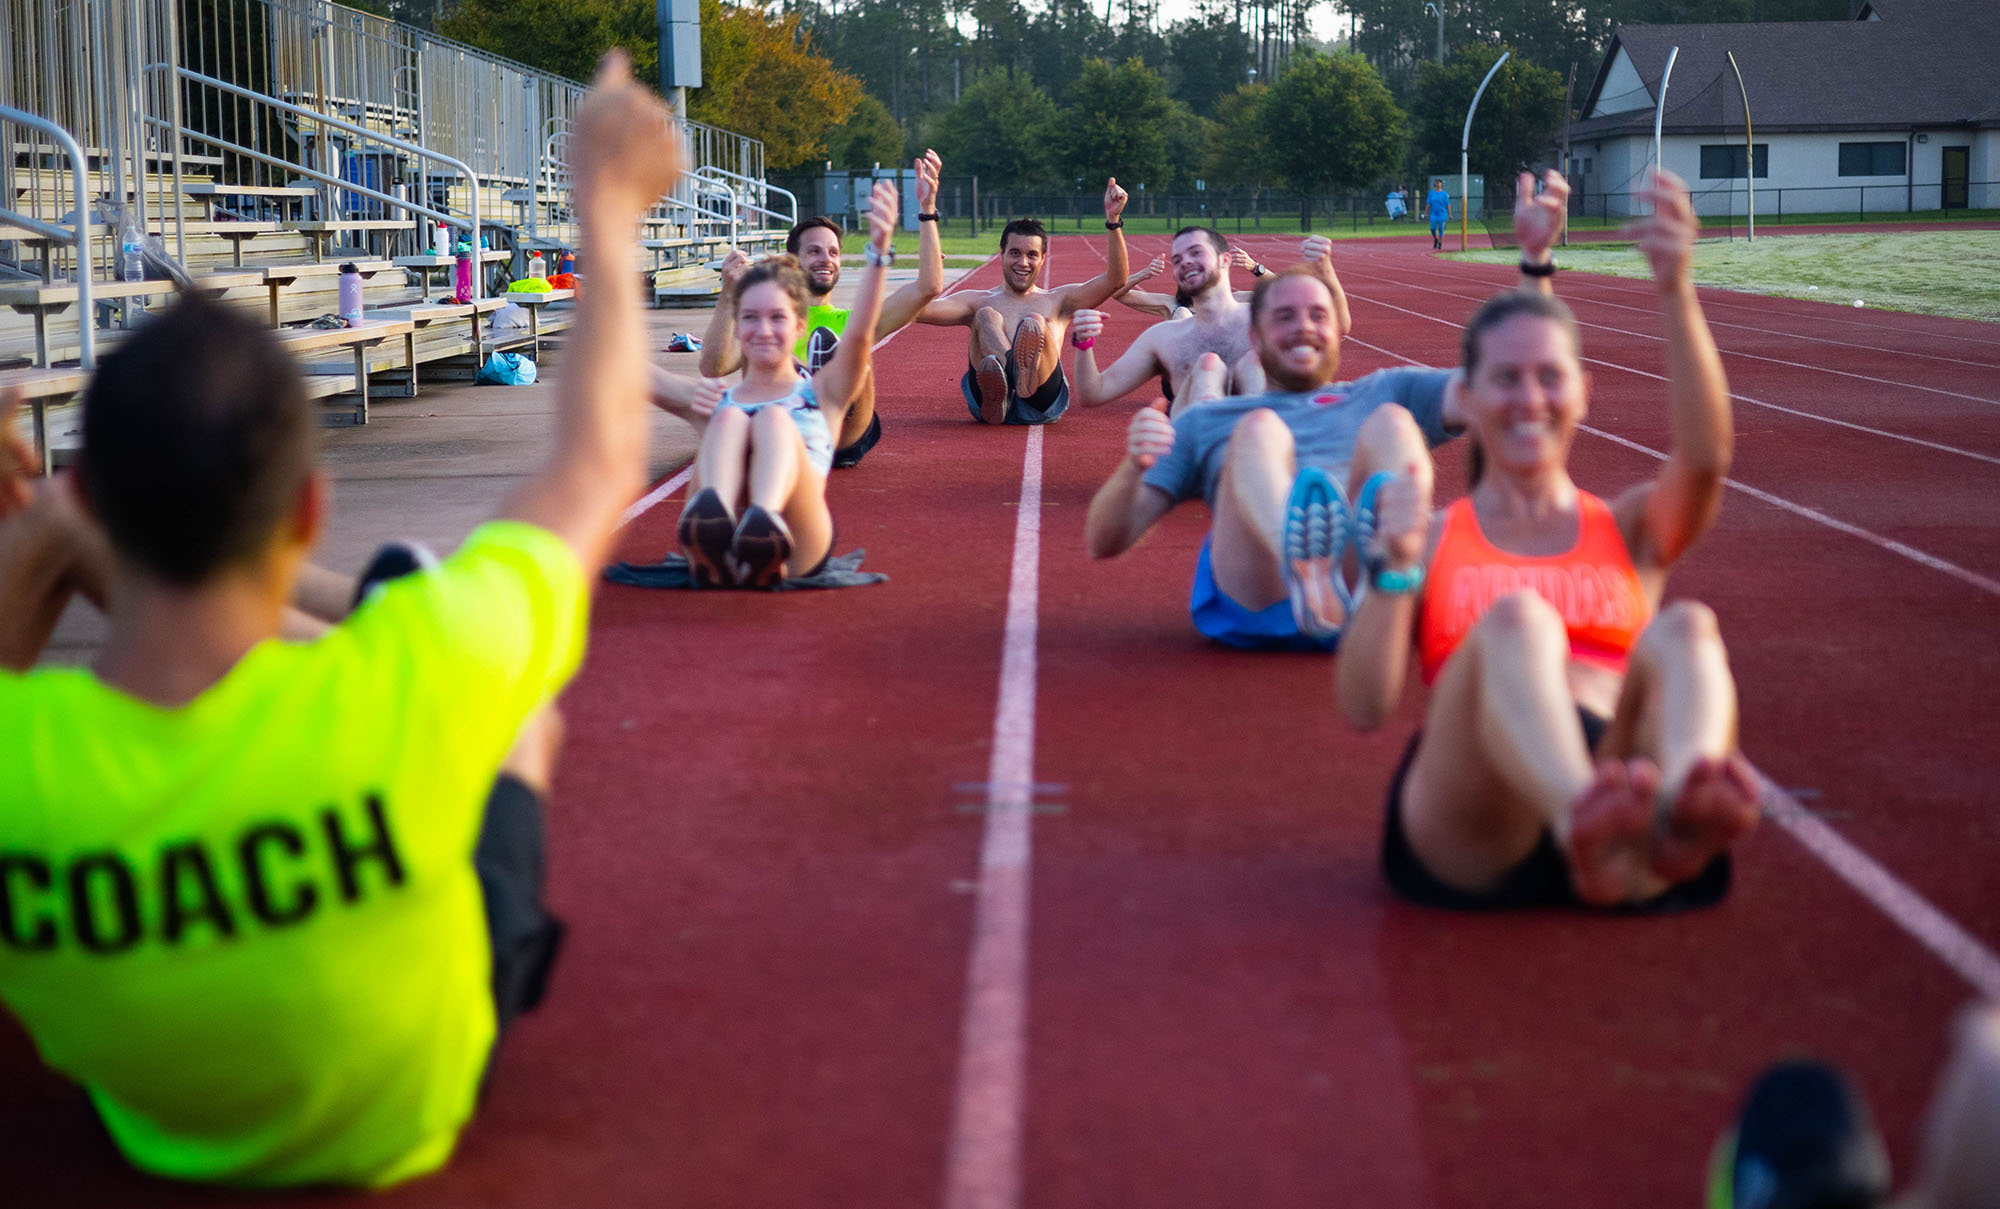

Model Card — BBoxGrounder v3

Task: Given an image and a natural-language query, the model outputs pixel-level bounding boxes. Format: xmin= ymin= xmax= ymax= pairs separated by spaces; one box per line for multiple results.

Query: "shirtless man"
xmin=695 ymin=150 xmax=944 ymax=468
xmin=1114 ymin=246 xmax=1270 ymax=319
xmin=1071 ymin=230 xmax=1352 ymax=416
xmin=915 ymin=179 xmax=1129 ymax=425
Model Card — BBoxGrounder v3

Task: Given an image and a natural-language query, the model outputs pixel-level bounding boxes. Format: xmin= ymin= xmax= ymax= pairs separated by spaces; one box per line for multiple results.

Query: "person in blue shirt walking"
xmin=1426 ymin=179 xmax=1452 ymax=250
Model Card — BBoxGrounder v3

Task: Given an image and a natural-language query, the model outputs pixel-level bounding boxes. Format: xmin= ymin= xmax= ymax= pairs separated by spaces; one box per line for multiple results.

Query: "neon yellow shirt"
xmin=794 ymin=303 xmax=850 ymax=373
xmin=0 ymin=520 xmax=585 ymax=1187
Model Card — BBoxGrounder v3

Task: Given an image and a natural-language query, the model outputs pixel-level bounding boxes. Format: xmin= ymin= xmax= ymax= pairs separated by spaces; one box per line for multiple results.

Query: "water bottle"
xmin=453 ymin=240 xmax=473 ymax=303
xmin=120 ymin=223 xmax=144 ymax=283
xmin=337 ymin=263 xmax=364 ymax=325
xmin=433 ymin=222 xmax=450 ymax=258
xmin=558 ymin=250 xmax=575 ymax=275
xmin=527 ymin=251 xmax=546 ymax=280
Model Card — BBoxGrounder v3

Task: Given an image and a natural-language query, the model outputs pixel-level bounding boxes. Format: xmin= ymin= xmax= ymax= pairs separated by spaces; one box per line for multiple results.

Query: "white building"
xmin=1569 ymin=0 xmax=2000 ymax=218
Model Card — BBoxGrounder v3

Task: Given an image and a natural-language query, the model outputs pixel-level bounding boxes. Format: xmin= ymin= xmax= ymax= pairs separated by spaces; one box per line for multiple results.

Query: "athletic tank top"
xmin=794 ymin=304 xmax=850 ymax=373
xmin=719 ymin=378 xmax=835 ymax=475
xmin=1416 ymin=491 xmax=1650 ymax=684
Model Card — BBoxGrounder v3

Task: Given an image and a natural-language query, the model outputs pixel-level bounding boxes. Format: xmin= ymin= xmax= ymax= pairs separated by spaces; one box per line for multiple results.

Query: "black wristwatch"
xmin=1251 ymin=264 xmax=1269 ymax=277
xmin=1519 ymin=257 xmax=1557 ymax=278
xmin=918 ymin=212 xmax=940 ymax=223
xmin=1105 ymin=219 xmax=1124 ymax=230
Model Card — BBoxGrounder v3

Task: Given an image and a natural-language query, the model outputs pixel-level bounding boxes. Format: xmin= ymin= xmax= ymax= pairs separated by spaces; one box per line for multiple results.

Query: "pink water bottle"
xmin=453 ymin=240 xmax=473 ymax=303
xmin=337 ymin=262 xmax=364 ymax=324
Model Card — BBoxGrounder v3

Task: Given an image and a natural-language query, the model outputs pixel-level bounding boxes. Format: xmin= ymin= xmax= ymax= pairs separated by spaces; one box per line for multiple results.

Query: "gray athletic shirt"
xmin=1142 ymin=368 xmax=1461 ymax=508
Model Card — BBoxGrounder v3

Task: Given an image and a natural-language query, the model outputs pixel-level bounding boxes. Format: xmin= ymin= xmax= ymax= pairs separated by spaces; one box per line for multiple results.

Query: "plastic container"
xmin=453 ymin=240 xmax=474 ymax=303
xmin=337 ymin=263 xmax=364 ymax=324
xmin=433 ymin=222 xmax=450 ymax=258
xmin=120 ymin=224 xmax=144 ymax=283
xmin=527 ymin=251 xmax=546 ymax=280
xmin=558 ymin=250 xmax=575 ymax=274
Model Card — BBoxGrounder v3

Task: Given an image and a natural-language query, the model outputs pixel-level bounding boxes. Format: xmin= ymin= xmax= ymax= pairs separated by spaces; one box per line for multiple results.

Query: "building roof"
xmin=1572 ymin=1 xmax=2000 ymax=141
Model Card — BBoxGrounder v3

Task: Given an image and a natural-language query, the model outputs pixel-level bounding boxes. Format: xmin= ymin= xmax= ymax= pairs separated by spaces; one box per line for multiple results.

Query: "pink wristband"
xmin=1072 ymin=336 xmax=1095 ymax=350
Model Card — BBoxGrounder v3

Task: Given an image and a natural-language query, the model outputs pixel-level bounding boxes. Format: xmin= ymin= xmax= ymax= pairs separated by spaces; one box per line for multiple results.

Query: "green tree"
xmin=1201 ymin=82 xmax=1271 ymax=189
xmin=1051 ymin=58 xmax=1172 ymax=193
xmin=931 ymin=69 xmax=1058 ymax=189
xmin=1260 ymin=52 xmax=1406 ymax=198
xmin=439 ymin=0 xmax=659 ymax=84
xmin=1165 ymin=5 xmax=1252 ymax=117
xmin=1160 ymin=100 xmax=1215 ymax=193
xmin=689 ymin=0 xmax=863 ymax=172
xmin=1408 ymin=45 xmax=1564 ymax=190
xmin=826 ymin=93 xmax=906 ymax=169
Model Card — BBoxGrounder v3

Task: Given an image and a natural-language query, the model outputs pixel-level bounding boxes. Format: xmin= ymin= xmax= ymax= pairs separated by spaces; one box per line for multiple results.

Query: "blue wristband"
xmin=1367 ymin=557 xmax=1424 ymax=595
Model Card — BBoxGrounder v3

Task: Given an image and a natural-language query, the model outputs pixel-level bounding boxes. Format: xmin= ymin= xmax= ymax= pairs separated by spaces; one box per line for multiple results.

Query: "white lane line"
xmin=1759 ymin=777 xmax=2000 ymax=1000
xmin=1340 ymin=267 xmax=2000 ymax=407
xmin=1342 ymin=330 xmax=2000 ymax=997
xmin=618 ymin=253 xmax=1000 ymax=527
xmin=941 ymin=424 xmax=1045 ymax=1209
xmin=1378 ymin=259 xmax=2000 ymax=371
xmin=1340 ymin=287 xmax=2000 ymax=468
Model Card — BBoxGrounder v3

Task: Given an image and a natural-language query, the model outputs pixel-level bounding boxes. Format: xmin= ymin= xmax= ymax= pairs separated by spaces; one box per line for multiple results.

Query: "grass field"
xmin=1447 ymin=229 xmax=2000 ymax=321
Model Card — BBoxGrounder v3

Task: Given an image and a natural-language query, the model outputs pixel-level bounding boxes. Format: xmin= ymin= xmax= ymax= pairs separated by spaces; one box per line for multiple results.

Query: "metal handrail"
xmin=694 ymin=164 xmax=798 ymax=228
xmin=154 ymin=64 xmax=483 ymax=297
xmin=0 ymin=104 xmax=95 ymax=369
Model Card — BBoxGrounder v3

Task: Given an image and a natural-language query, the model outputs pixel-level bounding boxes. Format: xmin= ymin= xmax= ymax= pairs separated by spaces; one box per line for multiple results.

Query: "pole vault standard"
xmin=1460 ymin=51 xmax=1508 ymax=252
xmin=1726 ymin=50 xmax=1754 ymax=241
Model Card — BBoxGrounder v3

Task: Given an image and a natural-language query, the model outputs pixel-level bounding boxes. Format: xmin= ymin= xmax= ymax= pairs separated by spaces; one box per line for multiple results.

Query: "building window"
xmin=1700 ymin=144 xmax=1768 ymax=179
xmin=1838 ymin=142 xmax=1906 ymax=176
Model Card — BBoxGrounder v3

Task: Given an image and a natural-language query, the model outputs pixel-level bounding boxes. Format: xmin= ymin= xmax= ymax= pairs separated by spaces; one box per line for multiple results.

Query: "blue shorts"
xmin=1429 ymin=217 xmax=1447 ymax=236
xmin=961 ymin=360 xmax=1070 ymax=425
xmin=1189 ymin=537 xmax=1339 ymax=653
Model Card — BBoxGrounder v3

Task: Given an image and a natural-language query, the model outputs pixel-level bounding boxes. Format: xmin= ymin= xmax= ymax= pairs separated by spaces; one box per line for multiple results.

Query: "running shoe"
xmin=730 ymin=504 xmax=794 ymax=590
xmin=677 ymin=487 xmax=738 ymax=588
xmin=1707 ymin=1060 xmax=1890 ymax=1209
xmin=351 ymin=538 xmax=441 ymax=609
xmin=1011 ymin=318 xmax=1046 ymax=401
xmin=975 ymin=354 xmax=1010 ymax=426
xmin=1281 ymin=466 xmax=1349 ymax=641
xmin=1352 ymin=471 xmax=1423 ymax=595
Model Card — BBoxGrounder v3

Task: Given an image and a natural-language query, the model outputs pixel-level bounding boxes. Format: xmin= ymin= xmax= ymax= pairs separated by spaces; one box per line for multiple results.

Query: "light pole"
xmin=1460 ymin=50 xmax=1508 ymax=251
xmin=1725 ymin=50 xmax=1754 ymax=240
xmin=1423 ymin=2 xmax=1443 ymax=64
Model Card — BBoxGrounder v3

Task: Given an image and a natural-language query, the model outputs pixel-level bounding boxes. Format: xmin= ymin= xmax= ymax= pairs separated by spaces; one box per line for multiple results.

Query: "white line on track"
xmin=1338 ymin=266 xmax=2000 ymax=407
xmin=617 ymin=252 xmax=1000 ymax=528
xmin=941 ymin=424 xmax=1045 ymax=1209
xmin=1340 ymin=288 xmax=2000 ymax=470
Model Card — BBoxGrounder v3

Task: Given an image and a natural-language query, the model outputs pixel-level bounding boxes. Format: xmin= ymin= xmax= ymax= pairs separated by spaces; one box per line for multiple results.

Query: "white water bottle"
xmin=433 ymin=222 xmax=450 ymax=258
xmin=527 ymin=251 xmax=546 ymax=279
xmin=121 ymin=223 xmax=144 ymax=282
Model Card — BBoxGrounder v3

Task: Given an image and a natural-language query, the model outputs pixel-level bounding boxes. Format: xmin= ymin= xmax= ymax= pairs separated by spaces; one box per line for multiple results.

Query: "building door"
xmin=1942 ymin=147 xmax=1970 ymax=209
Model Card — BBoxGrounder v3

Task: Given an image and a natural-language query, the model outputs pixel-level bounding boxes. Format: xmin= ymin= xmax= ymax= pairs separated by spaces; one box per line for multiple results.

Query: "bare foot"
xmin=1564 ymin=759 xmax=1659 ymax=907
xmin=1650 ymin=753 xmax=1759 ymax=883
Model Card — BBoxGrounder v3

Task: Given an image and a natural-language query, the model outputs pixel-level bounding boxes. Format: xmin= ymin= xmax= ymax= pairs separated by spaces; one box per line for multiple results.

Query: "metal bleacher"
xmin=0 ymin=0 xmax=789 ymax=469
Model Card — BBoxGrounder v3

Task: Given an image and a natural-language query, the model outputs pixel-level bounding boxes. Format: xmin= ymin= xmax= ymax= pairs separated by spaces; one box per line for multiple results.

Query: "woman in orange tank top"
xmin=1334 ymin=170 xmax=1760 ymax=911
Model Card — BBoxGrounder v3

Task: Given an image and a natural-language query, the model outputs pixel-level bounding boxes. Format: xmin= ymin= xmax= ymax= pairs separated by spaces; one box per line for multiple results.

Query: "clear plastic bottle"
xmin=121 ymin=224 xmax=144 ymax=283
xmin=527 ymin=251 xmax=546 ymax=280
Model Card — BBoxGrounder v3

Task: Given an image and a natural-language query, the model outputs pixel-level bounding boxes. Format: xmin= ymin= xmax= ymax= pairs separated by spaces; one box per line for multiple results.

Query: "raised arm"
xmin=878 ymin=149 xmax=944 ymax=335
xmin=1617 ymin=169 xmax=1732 ymax=569
xmin=1113 ymin=255 xmax=1175 ymax=318
xmin=1068 ymin=309 xmax=1164 ymax=407
xmin=1297 ymin=236 xmax=1351 ymax=338
xmin=1058 ymin=178 xmax=1131 ymax=311
xmin=814 ymin=178 xmax=898 ymax=418
xmin=917 ymin=285 xmax=984 ymax=326
xmin=696 ymin=248 xmax=751 ymax=376
xmin=647 ymin=365 xmax=725 ymax=424
xmin=498 ymin=51 xmax=683 ymax=569
xmin=1513 ymin=169 xmax=1570 ymax=297
xmin=1335 ymin=462 xmax=1432 ymax=730
xmin=1085 ymin=399 xmax=1177 ymax=557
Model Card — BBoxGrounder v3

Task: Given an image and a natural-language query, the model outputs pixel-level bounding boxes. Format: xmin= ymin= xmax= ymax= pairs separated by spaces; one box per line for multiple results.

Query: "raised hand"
xmin=1127 ymin=397 xmax=1173 ymax=469
xmin=1513 ymin=169 xmax=1570 ymax=265
xmin=1229 ymin=247 xmax=1257 ymax=274
xmin=1299 ymin=235 xmax=1332 ymax=267
xmin=1631 ymin=168 xmax=1697 ymax=290
xmin=1104 ymin=177 xmax=1129 ymax=222
xmin=915 ymin=149 xmax=942 ymax=212
xmin=718 ymin=247 xmax=751 ymax=294
xmin=1133 ymin=254 xmax=1166 ymax=282
xmin=867 ymin=178 xmax=898 ymax=252
xmin=568 ymin=51 xmax=684 ymax=217
xmin=1070 ymin=309 xmax=1105 ymax=347
xmin=0 ymin=387 xmax=36 ymax=516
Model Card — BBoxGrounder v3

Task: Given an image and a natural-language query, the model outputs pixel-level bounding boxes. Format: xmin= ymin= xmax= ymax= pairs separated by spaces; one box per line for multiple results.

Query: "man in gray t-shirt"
xmin=1084 ymin=268 xmax=1466 ymax=651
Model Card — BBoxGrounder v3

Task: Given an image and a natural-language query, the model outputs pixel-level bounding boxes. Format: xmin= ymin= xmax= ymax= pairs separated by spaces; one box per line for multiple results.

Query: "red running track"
xmin=5 ymin=231 xmax=1997 ymax=1207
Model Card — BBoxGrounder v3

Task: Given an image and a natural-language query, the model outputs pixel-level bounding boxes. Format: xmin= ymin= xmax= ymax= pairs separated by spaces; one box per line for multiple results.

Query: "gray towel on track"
xmin=603 ymin=548 xmax=887 ymax=590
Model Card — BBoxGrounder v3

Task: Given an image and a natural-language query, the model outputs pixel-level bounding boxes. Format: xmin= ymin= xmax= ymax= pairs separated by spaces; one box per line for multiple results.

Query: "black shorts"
xmin=831 ymin=410 xmax=882 ymax=469
xmin=1380 ymin=708 xmax=1731 ymax=912
xmin=961 ymin=359 xmax=1071 ymax=425
xmin=478 ymin=774 xmax=565 ymax=1029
